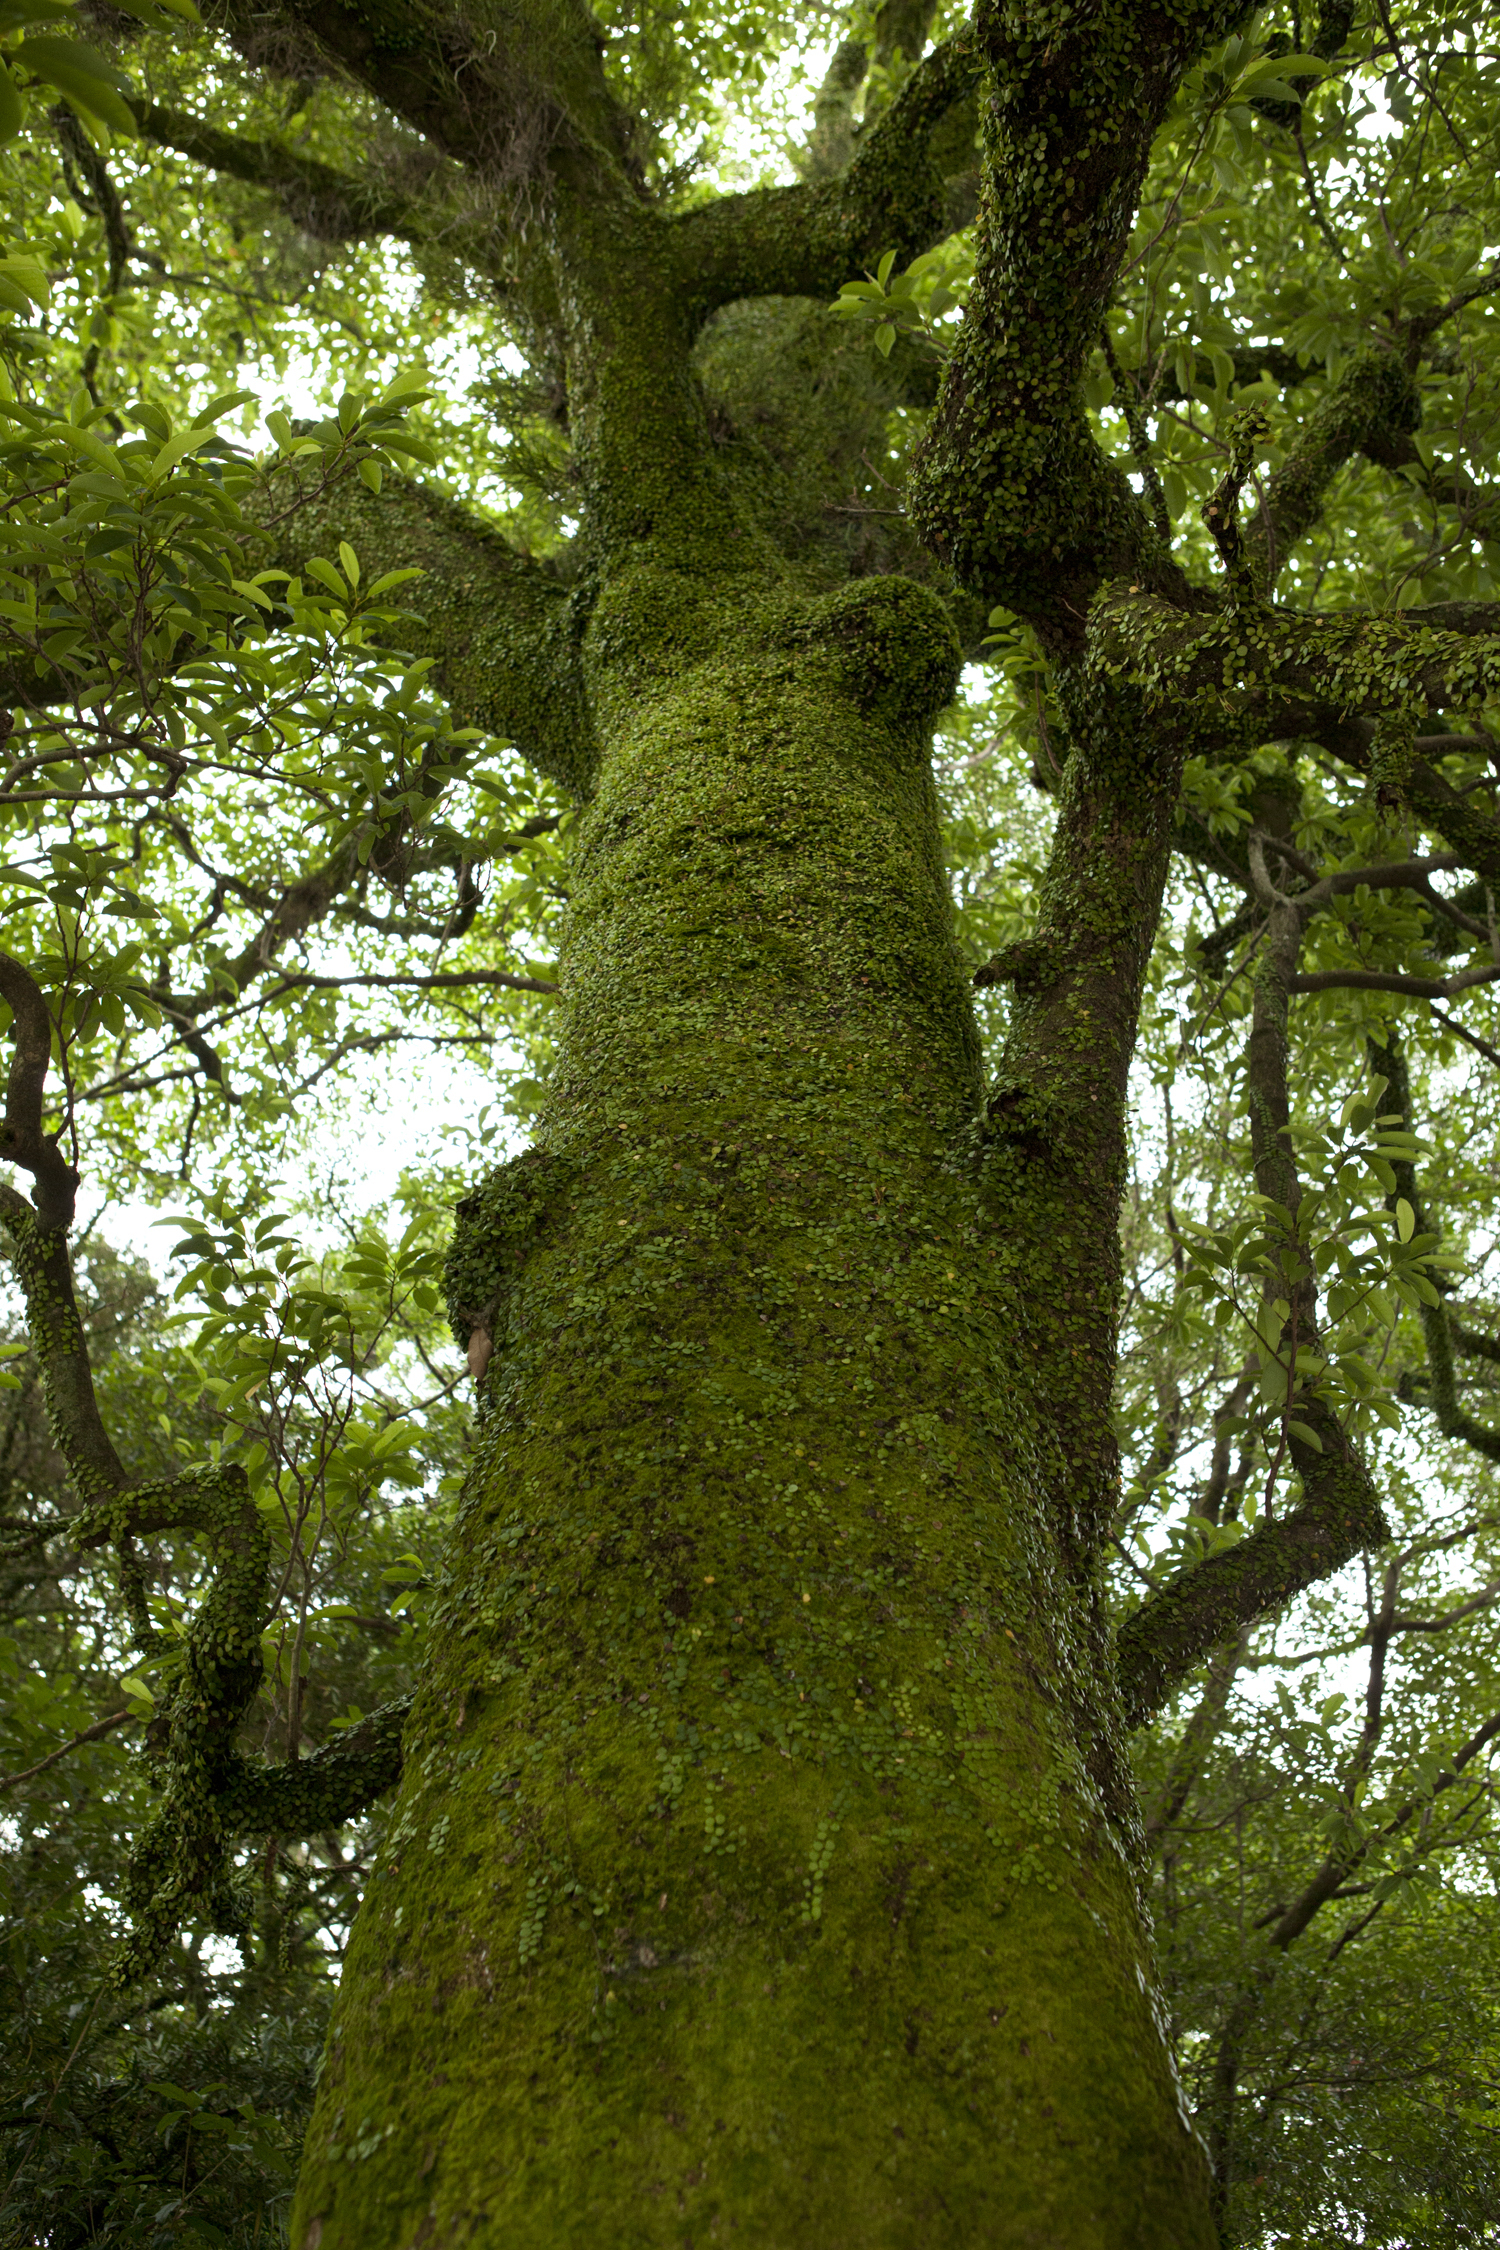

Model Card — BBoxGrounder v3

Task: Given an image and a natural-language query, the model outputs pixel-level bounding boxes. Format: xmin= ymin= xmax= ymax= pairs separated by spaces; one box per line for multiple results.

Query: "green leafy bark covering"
xmin=298 ymin=562 xmax=1212 ymax=2243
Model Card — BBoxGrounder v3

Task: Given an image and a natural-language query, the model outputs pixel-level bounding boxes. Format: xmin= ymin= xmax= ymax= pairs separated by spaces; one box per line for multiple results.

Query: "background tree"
xmin=0 ymin=0 xmax=1499 ymax=2244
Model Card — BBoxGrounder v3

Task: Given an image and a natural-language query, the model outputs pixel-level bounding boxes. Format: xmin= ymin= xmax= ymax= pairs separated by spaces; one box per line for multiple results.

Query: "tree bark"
xmin=289 ymin=566 xmax=1215 ymax=2243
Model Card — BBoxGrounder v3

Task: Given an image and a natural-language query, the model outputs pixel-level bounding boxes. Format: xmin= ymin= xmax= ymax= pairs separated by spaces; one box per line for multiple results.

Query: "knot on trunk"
xmin=445 ymin=1146 xmax=569 ymax=1369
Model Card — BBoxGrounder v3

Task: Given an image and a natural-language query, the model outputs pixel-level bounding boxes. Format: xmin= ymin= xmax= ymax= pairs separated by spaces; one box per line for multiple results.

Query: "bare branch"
xmin=0 ymin=1708 xmax=135 ymax=1792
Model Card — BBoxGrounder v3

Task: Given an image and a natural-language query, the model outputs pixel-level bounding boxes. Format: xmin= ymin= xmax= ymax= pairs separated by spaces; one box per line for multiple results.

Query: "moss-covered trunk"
xmin=290 ymin=552 xmax=1214 ymax=2246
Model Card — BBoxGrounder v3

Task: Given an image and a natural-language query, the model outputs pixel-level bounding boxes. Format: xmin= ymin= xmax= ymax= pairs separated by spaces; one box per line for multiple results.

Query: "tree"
xmin=2 ymin=0 xmax=1500 ymax=2242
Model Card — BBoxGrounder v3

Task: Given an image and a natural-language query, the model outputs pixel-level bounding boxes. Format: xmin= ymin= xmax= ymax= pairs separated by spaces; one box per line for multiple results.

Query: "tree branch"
xmin=1376 ymin=1033 xmax=1500 ymax=1464
xmin=1145 ymin=1629 xmax=1248 ymax=1840
xmin=245 ymin=464 xmax=592 ymax=796
xmin=0 ymin=1707 xmax=135 ymax=1792
xmin=267 ymin=967 xmax=558 ymax=998
xmin=1243 ymin=348 xmax=1420 ymax=590
xmin=0 ymin=951 xmax=393 ymax=1977
xmin=1288 ymin=964 xmax=1500 ymax=999
xmin=1099 ymin=586 xmax=1500 ymax=746
xmin=128 ymin=96 xmax=478 ymax=258
xmin=909 ymin=0 xmax=1248 ymax=634
xmin=1115 ymin=889 xmax=1390 ymax=1727
xmin=226 ymin=1695 xmax=409 ymax=1835
xmin=216 ymin=0 xmax=634 ymax=194
xmin=668 ymin=33 xmax=980 ymax=323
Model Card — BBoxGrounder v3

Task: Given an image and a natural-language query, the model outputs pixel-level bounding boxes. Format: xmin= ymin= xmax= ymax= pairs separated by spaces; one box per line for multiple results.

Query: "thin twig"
xmin=0 ymin=1708 xmax=136 ymax=1792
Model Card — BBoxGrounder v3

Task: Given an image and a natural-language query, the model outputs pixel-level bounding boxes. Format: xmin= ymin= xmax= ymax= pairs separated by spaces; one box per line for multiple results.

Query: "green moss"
xmin=291 ymin=562 xmax=1215 ymax=2246
xmin=908 ymin=1 xmax=1252 ymax=628
xmin=445 ymin=1146 xmax=569 ymax=1350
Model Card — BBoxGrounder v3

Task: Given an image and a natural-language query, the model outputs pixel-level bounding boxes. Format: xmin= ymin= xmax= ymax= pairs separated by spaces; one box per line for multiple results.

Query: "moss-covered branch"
xmin=227 ymin=1695 xmax=410 ymax=1833
xmin=0 ymin=952 xmax=125 ymax=1502
xmin=1099 ymin=584 xmax=1500 ymax=741
xmin=218 ymin=0 xmax=634 ymax=193
xmin=128 ymin=97 xmax=474 ymax=254
xmin=0 ymin=951 xmax=409 ymax=1975
xmin=668 ymin=33 xmax=980 ymax=324
xmin=1116 ymin=1431 xmax=1389 ymax=1727
xmin=1243 ymin=348 xmax=1420 ymax=589
xmin=910 ymin=0 xmax=1250 ymax=633
xmin=247 ymin=467 xmax=592 ymax=796
xmin=982 ymin=669 xmax=1202 ymax=1565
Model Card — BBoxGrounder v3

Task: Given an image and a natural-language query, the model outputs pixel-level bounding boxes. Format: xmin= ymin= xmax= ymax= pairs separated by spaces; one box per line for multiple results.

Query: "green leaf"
xmin=10 ymin=37 xmax=138 ymax=137
xmin=148 ymin=2081 xmax=201 ymax=2108
xmin=378 ymin=367 xmax=431 ymax=403
xmin=0 ymin=62 xmax=24 ymax=142
xmin=1396 ymin=1198 xmax=1416 ymax=1243
xmin=305 ymin=556 xmax=347 ymax=599
xmin=0 ymin=0 xmax=75 ymax=29
xmin=1286 ymin=1420 xmax=1323 ymax=1454
xmin=1242 ymin=52 xmax=1333 ymax=80
xmin=107 ymin=0 xmax=199 ymax=23
xmin=0 ymin=254 xmax=45 ymax=310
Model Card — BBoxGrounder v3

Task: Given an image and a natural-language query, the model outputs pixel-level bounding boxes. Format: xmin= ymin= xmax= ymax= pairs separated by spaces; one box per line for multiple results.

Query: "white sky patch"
xmin=1353 ymin=72 xmax=1399 ymax=141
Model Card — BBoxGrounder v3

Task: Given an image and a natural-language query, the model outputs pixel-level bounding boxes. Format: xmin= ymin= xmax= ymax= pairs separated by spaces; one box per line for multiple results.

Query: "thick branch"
xmin=217 ymin=0 xmax=634 ymax=193
xmin=800 ymin=38 xmax=869 ymax=183
xmin=1116 ymin=1462 xmax=1388 ymax=1727
xmin=669 ymin=34 xmax=980 ymax=324
xmin=909 ymin=0 xmax=1248 ymax=634
xmin=129 ymin=97 xmax=475 ymax=257
xmin=0 ymin=952 xmax=75 ymax=1229
xmin=247 ymin=466 xmax=592 ymax=796
xmin=1244 ymin=348 xmax=1419 ymax=589
xmin=985 ymin=672 xmax=1202 ymax=1565
xmin=1100 ymin=586 xmax=1500 ymax=745
xmin=226 ymin=1695 xmax=409 ymax=1834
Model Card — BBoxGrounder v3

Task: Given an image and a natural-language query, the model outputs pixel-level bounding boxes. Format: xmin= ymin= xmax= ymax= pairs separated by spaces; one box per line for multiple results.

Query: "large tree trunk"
xmin=290 ymin=558 xmax=1215 ymax=2245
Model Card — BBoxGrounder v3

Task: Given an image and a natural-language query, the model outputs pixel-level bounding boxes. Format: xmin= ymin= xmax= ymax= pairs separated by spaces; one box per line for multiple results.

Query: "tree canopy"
xmin=0 ymin=1 xmax=1499 ymax=2244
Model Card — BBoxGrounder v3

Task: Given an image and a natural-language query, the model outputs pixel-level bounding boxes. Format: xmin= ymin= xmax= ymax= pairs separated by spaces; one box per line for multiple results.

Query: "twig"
xmin=0 ymin=1708 xmax=136 ymax=1791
